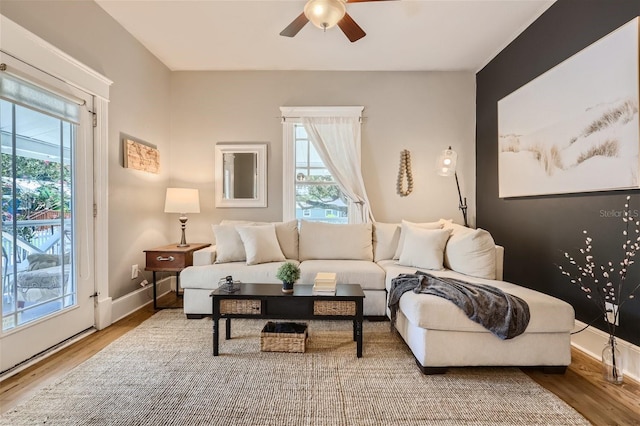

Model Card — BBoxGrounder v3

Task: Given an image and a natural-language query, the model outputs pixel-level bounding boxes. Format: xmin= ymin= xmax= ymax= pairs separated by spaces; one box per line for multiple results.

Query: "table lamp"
xmin=164 ymin=188 xmax=200 ymax=247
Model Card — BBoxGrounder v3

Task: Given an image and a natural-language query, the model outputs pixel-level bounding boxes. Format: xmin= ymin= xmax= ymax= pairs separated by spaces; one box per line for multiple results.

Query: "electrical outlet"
xmin=131 ymin=264 xmax=139 ymax=280
xmin=605 ymin=302 xmax=619 ymax=326
xmin=139 ymin=279 xmax=149 ymax=287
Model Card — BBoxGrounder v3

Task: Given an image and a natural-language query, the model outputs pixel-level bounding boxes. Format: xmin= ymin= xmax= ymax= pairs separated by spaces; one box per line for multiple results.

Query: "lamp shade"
xmin=164 ymin=188 xmax=200 ymax=214
xmin=436 ymin=147 xmax=458 ymax=177
xmin=304 ymin=0 xmax=346 ymax=30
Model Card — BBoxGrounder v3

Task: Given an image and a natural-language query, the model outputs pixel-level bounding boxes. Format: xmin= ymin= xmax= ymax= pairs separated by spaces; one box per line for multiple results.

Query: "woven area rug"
xmin=1 ymin=310 xmax=589 ymax=425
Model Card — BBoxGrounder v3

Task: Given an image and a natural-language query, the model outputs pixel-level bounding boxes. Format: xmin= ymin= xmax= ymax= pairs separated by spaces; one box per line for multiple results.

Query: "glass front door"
xmin=0 ymin=60 xmax=95 ymax=373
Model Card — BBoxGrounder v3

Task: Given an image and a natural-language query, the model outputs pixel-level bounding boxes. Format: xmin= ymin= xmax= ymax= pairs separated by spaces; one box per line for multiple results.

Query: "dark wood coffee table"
xmin=210 ymin=283 xmax=365 ymax=357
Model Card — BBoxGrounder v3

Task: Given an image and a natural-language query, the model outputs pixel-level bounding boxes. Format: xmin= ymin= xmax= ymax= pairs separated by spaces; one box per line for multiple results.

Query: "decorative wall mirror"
xmin=215 ymin=143 xmax=267 ymax=208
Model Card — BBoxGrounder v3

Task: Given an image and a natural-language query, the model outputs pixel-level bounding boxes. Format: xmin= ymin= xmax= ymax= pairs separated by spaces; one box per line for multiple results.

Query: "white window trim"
xmin=280 ymin=106 xmax=363 ymax=222
xmin=1 ymin=14 xmax=113 ymax=329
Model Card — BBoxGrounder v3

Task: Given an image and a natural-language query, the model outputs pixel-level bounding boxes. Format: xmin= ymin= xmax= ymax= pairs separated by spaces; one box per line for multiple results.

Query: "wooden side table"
xmin=144 ymin=243 xmax=210 ymax=309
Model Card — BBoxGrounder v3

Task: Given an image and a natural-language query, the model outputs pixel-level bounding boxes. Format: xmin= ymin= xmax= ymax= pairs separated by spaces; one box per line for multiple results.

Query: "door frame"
xmin=0 ymin=15 xmax=112 ymax=373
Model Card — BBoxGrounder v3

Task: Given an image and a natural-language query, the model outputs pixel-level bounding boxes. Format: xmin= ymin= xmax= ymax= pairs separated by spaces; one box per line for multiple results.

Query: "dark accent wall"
xmin=476 ymin=0 xmax=640 ymax=346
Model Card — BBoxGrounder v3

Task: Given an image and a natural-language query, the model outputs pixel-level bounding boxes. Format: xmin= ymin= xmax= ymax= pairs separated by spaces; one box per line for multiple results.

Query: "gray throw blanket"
xmin=388 ymin=271 xmax=530 ymax=340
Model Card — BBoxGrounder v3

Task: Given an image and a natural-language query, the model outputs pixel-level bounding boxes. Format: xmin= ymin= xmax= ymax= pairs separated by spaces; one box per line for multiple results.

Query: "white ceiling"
xmin=95 ymin=0 xmax=555 ymax=72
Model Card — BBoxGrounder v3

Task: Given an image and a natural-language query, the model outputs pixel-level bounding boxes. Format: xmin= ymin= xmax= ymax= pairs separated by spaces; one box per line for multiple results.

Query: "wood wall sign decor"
xmin=123 ymin=138 xmax=160 ymax=174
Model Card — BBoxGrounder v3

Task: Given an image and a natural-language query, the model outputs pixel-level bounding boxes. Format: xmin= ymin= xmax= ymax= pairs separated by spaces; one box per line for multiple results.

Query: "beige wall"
xmin=170 ymin=71 xmax=476 ymax=244
xmin=1 ymin=0 xmax=172 ymax=299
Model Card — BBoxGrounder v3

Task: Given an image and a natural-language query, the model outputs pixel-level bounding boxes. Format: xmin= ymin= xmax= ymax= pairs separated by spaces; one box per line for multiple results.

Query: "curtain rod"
xmin=279 ymin=116 xmax=365 ymax=123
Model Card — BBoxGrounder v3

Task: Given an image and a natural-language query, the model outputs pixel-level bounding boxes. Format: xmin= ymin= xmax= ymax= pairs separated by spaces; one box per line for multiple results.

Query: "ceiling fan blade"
xmin=338 ymin=12 xmax=366 ymax=43
xmin=280 ymin=12 xmax=309 ymax=37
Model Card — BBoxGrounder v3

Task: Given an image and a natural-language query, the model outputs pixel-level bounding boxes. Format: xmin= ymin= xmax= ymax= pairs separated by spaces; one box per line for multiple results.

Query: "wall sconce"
xmin=164 ymin=188 xmax=200 ymax=247
xmin=436 ymin=147 xmax=468 ymax=227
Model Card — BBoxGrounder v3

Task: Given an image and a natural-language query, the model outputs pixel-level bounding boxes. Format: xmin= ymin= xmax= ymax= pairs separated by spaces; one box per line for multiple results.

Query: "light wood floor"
xmin=2 ymin=293 xmax=640 ymax=425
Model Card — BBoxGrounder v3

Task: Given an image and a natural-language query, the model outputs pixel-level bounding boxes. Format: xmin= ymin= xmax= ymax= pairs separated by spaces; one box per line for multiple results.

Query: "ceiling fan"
xmin=280 ymin=0 xmax=394 ymax=43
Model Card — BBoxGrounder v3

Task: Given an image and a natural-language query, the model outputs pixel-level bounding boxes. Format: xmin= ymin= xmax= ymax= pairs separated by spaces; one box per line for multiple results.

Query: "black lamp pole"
xmin=454 ymin=171 xmax=468 ymax=227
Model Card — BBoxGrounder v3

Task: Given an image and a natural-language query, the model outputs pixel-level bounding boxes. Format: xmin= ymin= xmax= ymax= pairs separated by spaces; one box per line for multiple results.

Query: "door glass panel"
xmin=1 ymin=100 xmax=75 ymax=331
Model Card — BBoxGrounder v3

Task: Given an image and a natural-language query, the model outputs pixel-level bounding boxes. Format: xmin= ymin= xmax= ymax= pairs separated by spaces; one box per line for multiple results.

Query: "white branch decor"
xmin=558 ymin=195 xmax=640 ymax=383
xmin=396 ymin=149 xmax=413 ymax=197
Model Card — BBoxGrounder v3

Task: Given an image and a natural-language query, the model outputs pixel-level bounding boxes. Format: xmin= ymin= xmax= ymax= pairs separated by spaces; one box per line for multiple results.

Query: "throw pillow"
xmin=236 ymin=224 xmax=286 ymax=265
xmin=218 ymin=220 xmax=299 ymax=260
xmin=373 ymin=222 xmax=401 ymax=262
xmin=444 ymin=227 xmax=497 ymax=279
xmin=27 ymin=253 xmax=62 ymax=271
xmin=219 ymin=220 xmax=260 ymax=225
xmin=212 ymin=224 xmax=246 ymax=263
xmin=298 ymin=220 xmax=373 ymax=261
xmin=441 ymin=221 xmax=468 ymax=235
xmin=397 ymin=225 xmax=452 ymax=270
xmin=394 ymin=220 xmax=443 ymax=260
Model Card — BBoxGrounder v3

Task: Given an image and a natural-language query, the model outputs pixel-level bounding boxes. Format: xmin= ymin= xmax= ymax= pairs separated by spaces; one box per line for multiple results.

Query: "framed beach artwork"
xmin=498 ymin=17 xmax=639 ymax=198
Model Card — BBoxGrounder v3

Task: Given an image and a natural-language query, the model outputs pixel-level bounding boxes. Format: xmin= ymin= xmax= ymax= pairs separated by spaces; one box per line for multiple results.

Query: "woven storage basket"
xmin=220 ymin=299 xmax=261 ymax=315
xmin=260 ymin=322 xmax=308 ymax=353
xmin=313 ymin=300 xmax=356 ymax=316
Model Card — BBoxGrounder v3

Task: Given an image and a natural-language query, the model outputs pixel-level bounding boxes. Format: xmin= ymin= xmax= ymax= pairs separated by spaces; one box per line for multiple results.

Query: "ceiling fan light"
xmin=304 ymin=0 xmax=346 ymax=30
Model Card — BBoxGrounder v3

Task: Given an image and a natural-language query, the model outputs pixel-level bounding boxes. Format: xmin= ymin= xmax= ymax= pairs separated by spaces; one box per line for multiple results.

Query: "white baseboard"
xmin=110 ymin=277 xmax=173 ymax=324
xmin=571 ymin=320 xmax=640 ymax=383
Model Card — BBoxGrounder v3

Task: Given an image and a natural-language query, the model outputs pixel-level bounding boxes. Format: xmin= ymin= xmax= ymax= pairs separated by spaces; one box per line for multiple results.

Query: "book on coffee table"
xmin=313 ymin=272 xmax=337 ymax=295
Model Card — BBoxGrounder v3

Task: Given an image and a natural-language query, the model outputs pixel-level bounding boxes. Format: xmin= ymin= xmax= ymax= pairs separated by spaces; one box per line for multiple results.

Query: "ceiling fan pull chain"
xmin=397 ymin=149 xmax=413 ymax=197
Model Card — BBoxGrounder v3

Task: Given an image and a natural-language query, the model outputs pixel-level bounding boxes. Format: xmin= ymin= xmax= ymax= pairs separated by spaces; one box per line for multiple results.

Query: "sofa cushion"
xmin=236 ymin=224 xmax=286 ymax=265
xmin=393 ymin=220 xmax=442 ymax=259
xmin=274 ymin=220 xmax=299 ymax=260
xmin=397 ymin=226 xmax=451 ymax=270
xmin=19 ymin=264 xmax=70 ymax=289
xmin=220 ymin=219 xmax=299 ymax=260
xmin=27 ymin=253 xmax=65 ymax=271
xmin=180 ymin=260 xmax=299 ymax=290
xmin=299 ymin=259 xmax=385 ymax=291
xmin=212 ymin=224 xmax=246 ymax=263
xmin=380 ymin=263 xmax=574 ymax=333
xmin=373 ymin=222 xmax=400 ymax=262
xmin=298 ymin=221 xmax=373 ymax=261
xmin=444 ymin=225 xmax=497 ymax=280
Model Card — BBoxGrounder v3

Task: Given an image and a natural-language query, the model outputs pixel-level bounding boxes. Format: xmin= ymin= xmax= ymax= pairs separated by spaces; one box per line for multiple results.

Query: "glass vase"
xmin=602 ymin=335 xmax=624 ymax=384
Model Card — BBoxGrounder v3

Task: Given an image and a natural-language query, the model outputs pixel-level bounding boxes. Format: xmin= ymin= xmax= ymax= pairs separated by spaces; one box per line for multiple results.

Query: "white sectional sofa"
xmin=180 ymin=219 xmax=575 ymax=373
xmin=181 ymin=219 xmax=387 ymax=318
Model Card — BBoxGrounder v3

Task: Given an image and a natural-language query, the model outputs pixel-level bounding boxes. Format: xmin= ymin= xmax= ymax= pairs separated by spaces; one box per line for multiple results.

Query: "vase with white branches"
xmin=558 ymin=196 xmax=640 ymax=384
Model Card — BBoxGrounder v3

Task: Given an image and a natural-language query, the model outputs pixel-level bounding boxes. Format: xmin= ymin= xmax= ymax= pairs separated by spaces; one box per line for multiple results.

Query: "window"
xmin=293 ymin=125 xmax=348 ymax=224
xmin=1 ymin=94 xmax=76 ymax=330
xmin=280 ymin=106 xmax=365 ymax=223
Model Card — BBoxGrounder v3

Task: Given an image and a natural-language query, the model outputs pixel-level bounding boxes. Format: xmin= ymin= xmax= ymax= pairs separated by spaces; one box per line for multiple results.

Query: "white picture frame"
xmin=498 ymin=17 xmax=640 ymax=198
xmin=214 ymin=143 xmax=267 ymax=208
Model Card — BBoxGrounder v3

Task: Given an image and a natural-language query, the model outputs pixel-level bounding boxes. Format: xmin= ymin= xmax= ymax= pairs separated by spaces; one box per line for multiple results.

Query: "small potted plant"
xmin=276 ymin=262 xmax=300 ymax=294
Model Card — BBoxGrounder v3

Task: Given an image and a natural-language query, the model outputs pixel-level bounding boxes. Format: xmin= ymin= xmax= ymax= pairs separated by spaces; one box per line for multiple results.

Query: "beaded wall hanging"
xmin=396 ymin=149 xmax=413 ymax=197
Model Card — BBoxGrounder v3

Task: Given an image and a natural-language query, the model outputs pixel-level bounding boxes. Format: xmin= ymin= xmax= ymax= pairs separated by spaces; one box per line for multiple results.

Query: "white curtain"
xmin=302 ymin=116 xmax=375 ymax=223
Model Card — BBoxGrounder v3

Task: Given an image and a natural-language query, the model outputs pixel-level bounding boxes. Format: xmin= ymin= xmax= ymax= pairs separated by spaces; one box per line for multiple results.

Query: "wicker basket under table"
xmin=260 ymin=321 xmax=308 ymax=353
